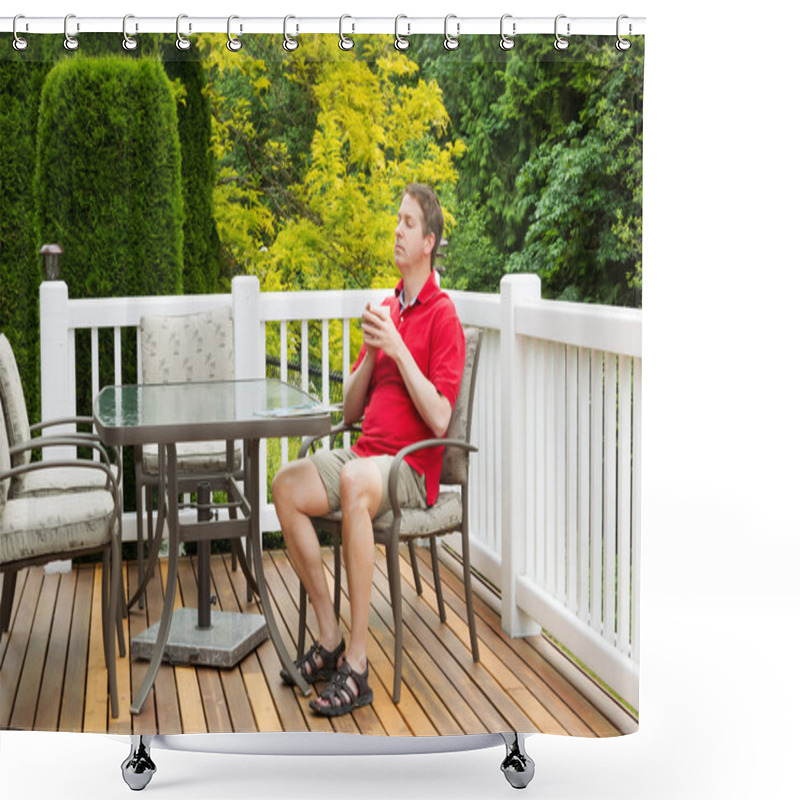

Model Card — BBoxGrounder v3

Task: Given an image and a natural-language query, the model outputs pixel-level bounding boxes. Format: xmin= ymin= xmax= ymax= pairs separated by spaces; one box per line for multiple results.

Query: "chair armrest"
xmin=299 ymin=422 xmax=362 ymax=458
xmin=29 ymin=416 xmax=96 ymax=434
xmin=1 ymin=457 xmax=119 ymax=506
xmin=8 ymin=436 xmax=119 ymax=485
xmin=387 ymin=438 xmax=477 ymax=519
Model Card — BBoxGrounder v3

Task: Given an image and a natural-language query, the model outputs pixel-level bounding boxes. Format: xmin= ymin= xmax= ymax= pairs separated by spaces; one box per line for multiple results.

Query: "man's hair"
xmin=404 ymin=183 xmax=444 ymax=270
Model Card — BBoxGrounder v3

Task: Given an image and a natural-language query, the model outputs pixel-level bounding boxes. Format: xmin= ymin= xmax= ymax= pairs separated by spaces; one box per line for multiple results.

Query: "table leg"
xmin=131 ymin=443 xmax=180 ymax=715
xmin=245 ymin=438 xmax=311 ymax=697
xmin=127 ymin=459 xmax=168 ymax=611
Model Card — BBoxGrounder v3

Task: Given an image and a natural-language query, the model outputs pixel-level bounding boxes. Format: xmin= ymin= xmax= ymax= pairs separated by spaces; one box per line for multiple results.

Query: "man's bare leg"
xmin=272 ymin=459 xmax=341 ymax=655
xmin=312 ymin=457 xmax=382 ymax=711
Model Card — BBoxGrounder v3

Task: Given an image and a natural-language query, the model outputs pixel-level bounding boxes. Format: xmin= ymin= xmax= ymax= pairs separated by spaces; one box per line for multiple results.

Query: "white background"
xmin=2 ymin=1 xmax=799 ymax=798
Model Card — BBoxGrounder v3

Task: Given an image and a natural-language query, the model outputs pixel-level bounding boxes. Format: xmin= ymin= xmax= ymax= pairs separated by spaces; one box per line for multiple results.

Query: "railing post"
xmin=500 ymin=274 xmax=543 ymax=637
xmin=40 ymin=279 xmax=75 ymax=574
xmin=231 ymin=275 xmax=269 ymax=541
xmin=232 ymin=275 xmax=263 ymax=380
xmin=39 ymin=280 xmax=75 ymax=451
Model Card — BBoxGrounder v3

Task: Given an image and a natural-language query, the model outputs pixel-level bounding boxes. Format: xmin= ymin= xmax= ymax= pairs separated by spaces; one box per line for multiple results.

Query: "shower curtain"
xmin=0 ymin=17 xmax=643 ymax=745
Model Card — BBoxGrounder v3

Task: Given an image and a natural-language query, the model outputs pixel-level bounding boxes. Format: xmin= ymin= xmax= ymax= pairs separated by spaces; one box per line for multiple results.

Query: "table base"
xmin=131 ymin=609 xmax=268 ymax=669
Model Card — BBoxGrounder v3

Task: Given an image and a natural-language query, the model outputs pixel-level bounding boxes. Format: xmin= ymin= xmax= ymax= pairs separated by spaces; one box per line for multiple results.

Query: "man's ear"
xmin=423 ymin=232 xmax=436 ymax=256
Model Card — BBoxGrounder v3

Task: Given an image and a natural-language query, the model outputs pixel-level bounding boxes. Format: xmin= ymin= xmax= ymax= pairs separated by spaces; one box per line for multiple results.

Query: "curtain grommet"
xmin=283 ymin=16 xmax=299 ymax=52
xmin=443 ymin=14 xmax=460 ymax=51
xmin=339 ymin=15 xmax=354 ymax=51
xmin=122 ymin=14 xmax=138 ymax=51
xmin=176 ymin=13 xmax=191 ymax=51
xmin=499 ymin=14 xmax=515 ymax=51
xmin=394 ymin=15 xmax=410 ymax=51
xmin=554 ymin=14 xmax=570 ymax=51
xmin=227 ymin=15 xmax=243 ymax=52
xmin=616 ymin=15 xmax=632 ymax=51
xmin=64 ymin=13 xmax=79 ymax=51
xmin=12 ymin=15 xmax=28 ymax=51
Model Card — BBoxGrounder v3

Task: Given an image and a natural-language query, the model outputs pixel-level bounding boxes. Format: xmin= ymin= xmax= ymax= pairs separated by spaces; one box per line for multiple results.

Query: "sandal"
xmin=280 ymin=638 xmax=345 ymax=686
xmin=309 ymin=659 xmax=373 ymax=717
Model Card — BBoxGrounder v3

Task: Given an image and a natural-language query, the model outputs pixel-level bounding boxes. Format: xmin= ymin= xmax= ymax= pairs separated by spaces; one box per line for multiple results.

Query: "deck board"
xmin=1 ymin=547 xmax=622 ymax=738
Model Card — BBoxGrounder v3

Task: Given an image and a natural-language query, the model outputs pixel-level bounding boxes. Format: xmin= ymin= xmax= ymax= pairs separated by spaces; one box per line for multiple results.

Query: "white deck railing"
xmin=39 ymin=273 xmax=642 ymax=709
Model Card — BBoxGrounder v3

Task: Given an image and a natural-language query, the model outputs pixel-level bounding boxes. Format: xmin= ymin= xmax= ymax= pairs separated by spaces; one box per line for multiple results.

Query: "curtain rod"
xmin=1 ymin=15 xmax=646 ymax=38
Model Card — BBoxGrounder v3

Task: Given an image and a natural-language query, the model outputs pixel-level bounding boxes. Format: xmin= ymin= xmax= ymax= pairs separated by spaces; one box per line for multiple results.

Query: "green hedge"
xmin=35 ymin=57 xmax=183 ymax=299
xmin=0 ymin=61 xmax=52 ymax=422
xmin=164 ymin=56 xmax=222 ymax=294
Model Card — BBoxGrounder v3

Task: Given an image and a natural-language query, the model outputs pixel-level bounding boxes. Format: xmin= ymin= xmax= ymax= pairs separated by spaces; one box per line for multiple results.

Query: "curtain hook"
xmin=616 ymin=14 xmax=632 ymax=51
xmin=339 ymin=15 xmax=354 ymax=51
xmin=394 ymin=15 xmax=410 ymax=51
xmin=443 ymin=14 xmax=460 ymax=51
xmin=176 ymin=13 xmax=191 ymax=50
xmin=227 ymin=15 xmax=243 ymax=51
xmin=554 ymin=14 xmax=570 ymax=50
xmin=122 ymin=14 xmax=138 ymax=51
xmin=64 ymin=13 xmax=79 ymax=51
xmin=283 ymin=15 xmax=299 ymax=51
xmin=12 ymin=14 xmax=28 ymax=51
xmin=499 ymin=14 xmax=515 ymax=51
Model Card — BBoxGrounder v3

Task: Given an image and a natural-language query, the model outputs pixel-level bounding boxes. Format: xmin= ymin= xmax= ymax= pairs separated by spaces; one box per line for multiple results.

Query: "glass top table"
xmin=94 ymin=378 xmax=332 ymax=715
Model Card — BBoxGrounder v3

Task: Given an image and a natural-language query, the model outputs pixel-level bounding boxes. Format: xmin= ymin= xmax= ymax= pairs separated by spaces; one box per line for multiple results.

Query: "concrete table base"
xmin=131 ymin=608 xmax=269 ymax=668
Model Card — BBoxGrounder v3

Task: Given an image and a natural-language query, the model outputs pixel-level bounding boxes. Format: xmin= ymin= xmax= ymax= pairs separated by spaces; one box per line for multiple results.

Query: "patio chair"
xmin=296 ymin=326 xmax=483 ymax=703
xmin=132 ymin=307 xmax=244 ymax=607
xmin=0 ymin=400 xmax=122 ymax=718
xmin=0 ymin=333 xmax=120 ymax=496
xmin=0 ymin=332 xmax=125 ymax=654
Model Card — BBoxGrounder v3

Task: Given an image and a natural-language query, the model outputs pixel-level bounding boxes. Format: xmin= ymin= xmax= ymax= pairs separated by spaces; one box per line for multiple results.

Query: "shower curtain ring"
xmin=554 ymin=14 xmax=570 ymax=50
xmin=12 ymin=15 xmax=28 ymax=51
xmin=283 ymin=16 xmax=299 ymax=51
xmin=499 ymin=14 xmax=515 ymax=50
xmin=339 ymin=15 xmax=354 ymax=50
xmin=444 ymin=14 xmax=460 ymax=51
xmin=616 ymin=15 xmax=632 ymax=51
xmin=394 ymin=15 xmax=410 ymax=51
xmin=227 ymin=15 xmax=243 ymax=51
xmin=64 ymin=14 xmax=79 ymax=51
xmin=122 ymin=15 xmax=138 ymax=51
xmin=176 ymin=14 xmax=191 ymax=50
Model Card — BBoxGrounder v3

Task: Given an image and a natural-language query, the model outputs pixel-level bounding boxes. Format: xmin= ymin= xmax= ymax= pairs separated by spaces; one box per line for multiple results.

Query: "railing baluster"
xmin=566 ymin=345 xmax=579 ymax=613
xmin=321 ymin=319 xmax=330 ymax=406
xmin=555 ymin=343 xmax=567 ymax=604
xmin=578 ymin=347 xmax=591 ymax=625
xmin=590 ymin=349 xmax=604 ymax=634
xmin=280 ymin=320 xmax=288 ymax=464
xmin=617 ymin=355 xmax=633 ymax=656
xmin=114 ymin=326 xmax=122 ymax=385
xmin=603 ymin=351 xmax=618 ymax=645
xmin=301 ymin=319 xmax=309 ymax=393
xmin=632 ymin=357 xmax=643 ymax=665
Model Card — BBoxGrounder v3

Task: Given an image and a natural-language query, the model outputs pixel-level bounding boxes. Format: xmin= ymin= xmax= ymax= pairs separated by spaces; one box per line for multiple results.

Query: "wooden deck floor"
xmin=1 ymin=546 xmax=621 ymax=737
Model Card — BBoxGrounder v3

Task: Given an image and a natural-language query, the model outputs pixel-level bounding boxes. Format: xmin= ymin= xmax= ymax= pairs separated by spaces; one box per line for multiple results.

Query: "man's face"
xmin=394 ymin=193 xmax=434 ymax=273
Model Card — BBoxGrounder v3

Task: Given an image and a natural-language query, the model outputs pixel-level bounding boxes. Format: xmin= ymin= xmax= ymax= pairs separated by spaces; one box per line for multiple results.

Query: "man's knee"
xmin=339 ymin=460 xmax=381 ymax=517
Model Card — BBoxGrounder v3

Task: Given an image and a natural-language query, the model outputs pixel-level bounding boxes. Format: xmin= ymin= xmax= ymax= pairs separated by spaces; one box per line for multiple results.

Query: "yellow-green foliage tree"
xmin=198 ymin=34 xmax=463 ymax=363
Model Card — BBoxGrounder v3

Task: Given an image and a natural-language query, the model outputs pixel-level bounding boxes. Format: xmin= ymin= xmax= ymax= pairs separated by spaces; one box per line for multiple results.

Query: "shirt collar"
xmin=395 ymin=270 xmax=439 ymax=310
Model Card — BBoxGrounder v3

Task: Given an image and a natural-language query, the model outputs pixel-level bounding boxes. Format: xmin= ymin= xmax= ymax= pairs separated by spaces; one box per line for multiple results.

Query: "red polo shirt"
xmin=351 ymin=271 xmax=465 ymax=506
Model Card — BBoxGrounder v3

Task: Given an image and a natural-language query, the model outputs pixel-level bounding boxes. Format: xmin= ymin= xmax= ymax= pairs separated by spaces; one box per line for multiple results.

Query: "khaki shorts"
xmin=309 ymin=448 xmax=427 ymax=518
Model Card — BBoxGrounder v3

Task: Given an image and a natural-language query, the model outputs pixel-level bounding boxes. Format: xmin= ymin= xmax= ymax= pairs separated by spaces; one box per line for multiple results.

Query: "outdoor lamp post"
xmin=40 ymin=243 xmax=63 ymax=280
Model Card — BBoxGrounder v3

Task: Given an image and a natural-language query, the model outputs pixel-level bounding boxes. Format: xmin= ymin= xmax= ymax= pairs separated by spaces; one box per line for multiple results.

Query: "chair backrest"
xmin=0 ymin=333 xmax=32 ymax=468
xmin=139 ymin=306 xmax=235 ymax=385
xmin=440 ymin=326 xmax=483 ymax=487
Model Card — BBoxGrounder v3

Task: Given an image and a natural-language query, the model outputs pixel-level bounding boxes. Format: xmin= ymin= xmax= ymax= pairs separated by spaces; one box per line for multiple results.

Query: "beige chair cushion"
xmin=140 ymin=307 xmax=235 ymax=385
xmin=0 ymin=334 xmax=32 ymax=468
xmin=141 ymin=441 xmax=243 ymax=475
xmin=315 ymin=490 xmax=463 ymax=539
xmin=12 ymin=463 xmax=119 ymax=498
xmin=0 ymin=490 xmax=115 ymax=564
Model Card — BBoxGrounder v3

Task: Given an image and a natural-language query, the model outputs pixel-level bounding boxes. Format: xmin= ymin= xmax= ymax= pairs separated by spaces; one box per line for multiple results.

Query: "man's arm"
xmin=342 ymin=348 xmax=375 ymax=425
xmin=361 ymin=305 xmax=453 ymax=438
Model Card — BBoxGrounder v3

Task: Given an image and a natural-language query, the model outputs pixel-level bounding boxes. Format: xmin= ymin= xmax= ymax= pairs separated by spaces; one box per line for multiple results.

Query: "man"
xmin=272 ymin=183 xmax=465 ymax=715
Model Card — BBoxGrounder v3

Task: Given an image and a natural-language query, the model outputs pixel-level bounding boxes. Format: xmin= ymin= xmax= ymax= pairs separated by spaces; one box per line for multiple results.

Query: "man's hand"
xmin=362 ymin=303 xmax=403 ymax=361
